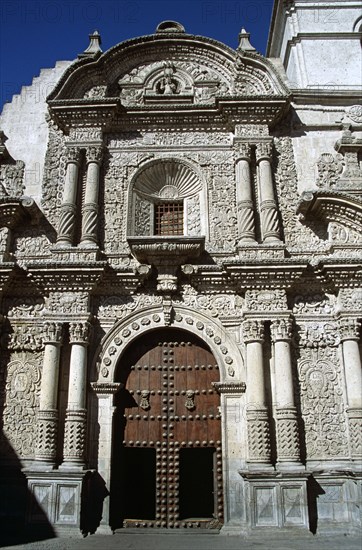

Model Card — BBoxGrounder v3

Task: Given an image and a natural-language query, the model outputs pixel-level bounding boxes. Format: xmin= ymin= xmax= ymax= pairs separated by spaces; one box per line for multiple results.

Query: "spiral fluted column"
xmin=256 ymin=142 xmax=281 ymax=243
xmin=57 ymin=147 xmax=81 ymax=246
xmin=235 ymin=143 xmax=256 ymax=244
xmin=35 ymin=322 xmax=63 ymax=466
xmin=81 ymin=146 xmax=103 ymax=247
xmin=61 ymin=321 xmax=91 ymax=469
xmin=271 ymin=318 xmax=302 ymax=467
xmin=340 ymin=318 xmax=362 ymax=460
xmin=243 ymin=320 xmax=272 ymax=467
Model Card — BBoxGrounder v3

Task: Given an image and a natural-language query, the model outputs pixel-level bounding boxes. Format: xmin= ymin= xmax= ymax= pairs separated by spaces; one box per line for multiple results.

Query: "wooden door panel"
xmin=112 ymin=329 xmax=223 ymax=529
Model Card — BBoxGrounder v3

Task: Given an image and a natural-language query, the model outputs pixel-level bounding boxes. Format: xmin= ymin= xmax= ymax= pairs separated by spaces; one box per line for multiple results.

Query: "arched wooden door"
xmin=111 ymin=329 xmax=223 ymax=529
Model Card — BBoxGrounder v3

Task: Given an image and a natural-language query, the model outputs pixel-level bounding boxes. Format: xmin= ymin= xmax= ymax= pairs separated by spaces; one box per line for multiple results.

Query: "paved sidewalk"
xmin=1 ymin=531 xmax=361 ymax=550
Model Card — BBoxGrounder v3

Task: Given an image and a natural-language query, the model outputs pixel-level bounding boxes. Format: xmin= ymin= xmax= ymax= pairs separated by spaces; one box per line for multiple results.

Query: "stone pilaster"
xmin=35 ymin=322 xmax=63 ymax=465
xmin=235 ymin=143 xmax=256 ymax=243
xmin=243 ymin=320 xmax=272 ymax=467
xmin=256 ymin=142 xmax=281 ymax=243
xmin=81 ymin=146 xmax=103 ymax=247
xmin=61 ymin=321 xmax=91 ymax=469
xmin=339 ymin=318 xmax=362 ymax=460
xmin=271 ymin=318 xmax=302 ymax=466
xmin=57 ymin=147 xmax=81 ymax=246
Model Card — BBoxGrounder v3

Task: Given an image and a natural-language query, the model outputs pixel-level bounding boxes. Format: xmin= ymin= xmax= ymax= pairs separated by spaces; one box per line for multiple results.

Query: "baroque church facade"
xmin=0 ymin=0 xmax=361 ymax=536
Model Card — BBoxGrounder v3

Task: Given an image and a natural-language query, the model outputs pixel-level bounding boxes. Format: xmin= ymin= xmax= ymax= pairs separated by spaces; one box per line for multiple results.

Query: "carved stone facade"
xmin=0 ymin=8 xmax=361 ymax=537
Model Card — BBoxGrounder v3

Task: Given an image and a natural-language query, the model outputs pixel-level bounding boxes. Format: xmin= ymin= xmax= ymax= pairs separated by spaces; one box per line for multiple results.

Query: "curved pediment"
xmin=48 ymin=23 xmax=289 ymax=107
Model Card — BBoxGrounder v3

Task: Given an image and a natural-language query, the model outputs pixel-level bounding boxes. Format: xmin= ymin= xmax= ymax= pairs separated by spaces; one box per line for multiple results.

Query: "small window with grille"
xmin=154 ymin=201 xmax=184 ymax=235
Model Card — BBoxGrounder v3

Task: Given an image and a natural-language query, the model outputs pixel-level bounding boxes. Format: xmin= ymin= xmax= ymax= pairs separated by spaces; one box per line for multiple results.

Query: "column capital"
xmin=243 ymin=319 xmax=264 ymax=343
xmin=43 ymin=321 xmax=63 ymax=345
xmin=86 ymin=145 xmax=103 ymax=164
xmin=69 ymin=321 xmax=91 ymax=344
xmin=235 ymin=142 xmax=252 ymax=161
xmin=339 ymin=318 xmax=361 ymax=341
xmin=271 ymin=318 xmax=293 ymax=342
xmin=256 ymin=141 xmax=273 ymax=162
xmin=65 ymin=146 xmax=81 ymax=164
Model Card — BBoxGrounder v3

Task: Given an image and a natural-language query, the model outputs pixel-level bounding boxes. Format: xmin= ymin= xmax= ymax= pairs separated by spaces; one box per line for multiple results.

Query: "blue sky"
xmin=0 ymin=0 xmax=274 ymax=111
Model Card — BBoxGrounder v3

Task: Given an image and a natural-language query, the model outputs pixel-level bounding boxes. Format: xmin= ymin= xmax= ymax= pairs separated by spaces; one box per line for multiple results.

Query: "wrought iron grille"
xmin=154 ymin=202 xmax=184 ymax=235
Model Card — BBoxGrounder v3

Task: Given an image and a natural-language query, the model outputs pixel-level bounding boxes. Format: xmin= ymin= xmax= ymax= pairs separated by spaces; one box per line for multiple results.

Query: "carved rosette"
xmin=243 ymin=320 xmax=265 ymax=343
xmin=36 ymin=409 xmax=58 ymax=461
xmin=347 ymin=408 xmax=362 ymax=459
xmin=275 ymin=407 xmax=300 ymax=462
xmin=63 ymin=408 xmax=87 ymax=463
xmin=246 ymin=408 xmax=272 ymax=464
xmin=69 ymin=321 xmax=91 ymax=345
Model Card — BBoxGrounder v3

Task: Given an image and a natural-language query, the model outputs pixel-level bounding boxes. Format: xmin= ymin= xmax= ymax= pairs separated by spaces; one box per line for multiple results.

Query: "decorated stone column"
xmin=61 ymin=321 xmax=91 ymax=469
xmin=235 ymin=143 xmax=256 ymax=243
xmin=35 ymin=322 xmax=63 ymax=465
xmin=271 ymin=318 xmax=302 ymax=467
xmin=256 ymin=142 xmax=281 ymax=242
xmin=243 ymin=320 xmax=272 ymax=467
xmin=80 ymin=145 xmax=103 ymax=247
xmin=339 ymin=318 xmax=362 ymax=460
xmin=57 ymin=147 xmax=81 ymax=246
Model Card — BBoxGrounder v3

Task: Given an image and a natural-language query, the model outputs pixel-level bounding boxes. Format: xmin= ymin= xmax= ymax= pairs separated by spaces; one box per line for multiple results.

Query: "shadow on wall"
xmin=0 ymin=432 xmax=55 ymax=546
xmin=307 ymin=476 xmax=325 ymax=535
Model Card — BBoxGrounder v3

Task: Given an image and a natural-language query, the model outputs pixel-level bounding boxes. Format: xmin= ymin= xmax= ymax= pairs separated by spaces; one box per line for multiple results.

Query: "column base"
xmin=246 ymin=462 xmax=275 ymax=472
xmin=59 ymin=462 xmax=87 ymax=472
xmin=79 ymin=240 xmax=98 ymax=248
xmin=28 ymin=460 xmax=58 ymax=472
xmin=276 ymin=461 xmax=305 ymax=472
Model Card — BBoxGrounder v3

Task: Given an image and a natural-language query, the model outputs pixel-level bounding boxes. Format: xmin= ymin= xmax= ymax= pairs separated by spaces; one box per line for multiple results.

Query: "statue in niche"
xmin=156 ymin=61 xmax=180 ymax=95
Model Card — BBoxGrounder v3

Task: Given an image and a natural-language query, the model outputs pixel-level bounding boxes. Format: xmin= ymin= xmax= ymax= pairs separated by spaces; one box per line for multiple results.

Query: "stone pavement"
xmin=1 ymin=531 xmax=361 ymax=550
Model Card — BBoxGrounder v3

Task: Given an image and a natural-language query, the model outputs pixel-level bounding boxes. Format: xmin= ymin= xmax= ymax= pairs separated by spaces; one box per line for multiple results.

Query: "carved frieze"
xmin=338 ymin=288 xmax=362 ymax=311
xmin=298 ymin=321 xmax=340 ymax=348
xmin=107 ymin=131 xmax=231 ymax=148
xmin=6 ymin=297 xmax=45 ymax=318
xmin=41 ymin=123 xmax=67 ymax=227
xmin=0 ymin=160 xmax=25 ymax=198
xmin=174 ymin=287 xmax=243 ymax=318
xmin=293 ymin=294 xmax=335 ymax=315
xmin=298 ymin=350 xmax=348 ymax=459
xmin=44 ymin=292 xmax=89 ymax=316
xmin=245 ymin=289 xmax=288 ymax=312
xmin=6 ymin=324 xmax=44 ymax=351
xmin=1 ymin=356 xmax=42 ymax=458
xmin=316 ymin=153 xmax=344 ymax=188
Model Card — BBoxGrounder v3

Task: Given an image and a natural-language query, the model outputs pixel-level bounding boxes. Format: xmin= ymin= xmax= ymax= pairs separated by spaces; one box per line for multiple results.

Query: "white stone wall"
xmin=268 ymin=0 xmax=362 ymax=89
xmin=0 ymin=60 xmax=72 ymax=202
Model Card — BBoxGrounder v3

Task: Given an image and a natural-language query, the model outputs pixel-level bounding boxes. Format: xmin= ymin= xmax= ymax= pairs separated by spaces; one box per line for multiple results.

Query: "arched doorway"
xmin=110 ymin=328 xmax=223 ymax=529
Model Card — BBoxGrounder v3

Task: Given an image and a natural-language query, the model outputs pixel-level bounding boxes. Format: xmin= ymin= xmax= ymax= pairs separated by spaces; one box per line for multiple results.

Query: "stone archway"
xmin=109 ymin=327 xmax=223 ymax=530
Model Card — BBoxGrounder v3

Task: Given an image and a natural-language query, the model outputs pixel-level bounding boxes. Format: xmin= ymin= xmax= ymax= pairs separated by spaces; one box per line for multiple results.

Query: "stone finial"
xmin=156 ymin=21 xmax=185 ymax=33
xmin=79 ymin=30 xmax=102 ymax=58
xmin=237 ymin=28 xmax=256 ymax=51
